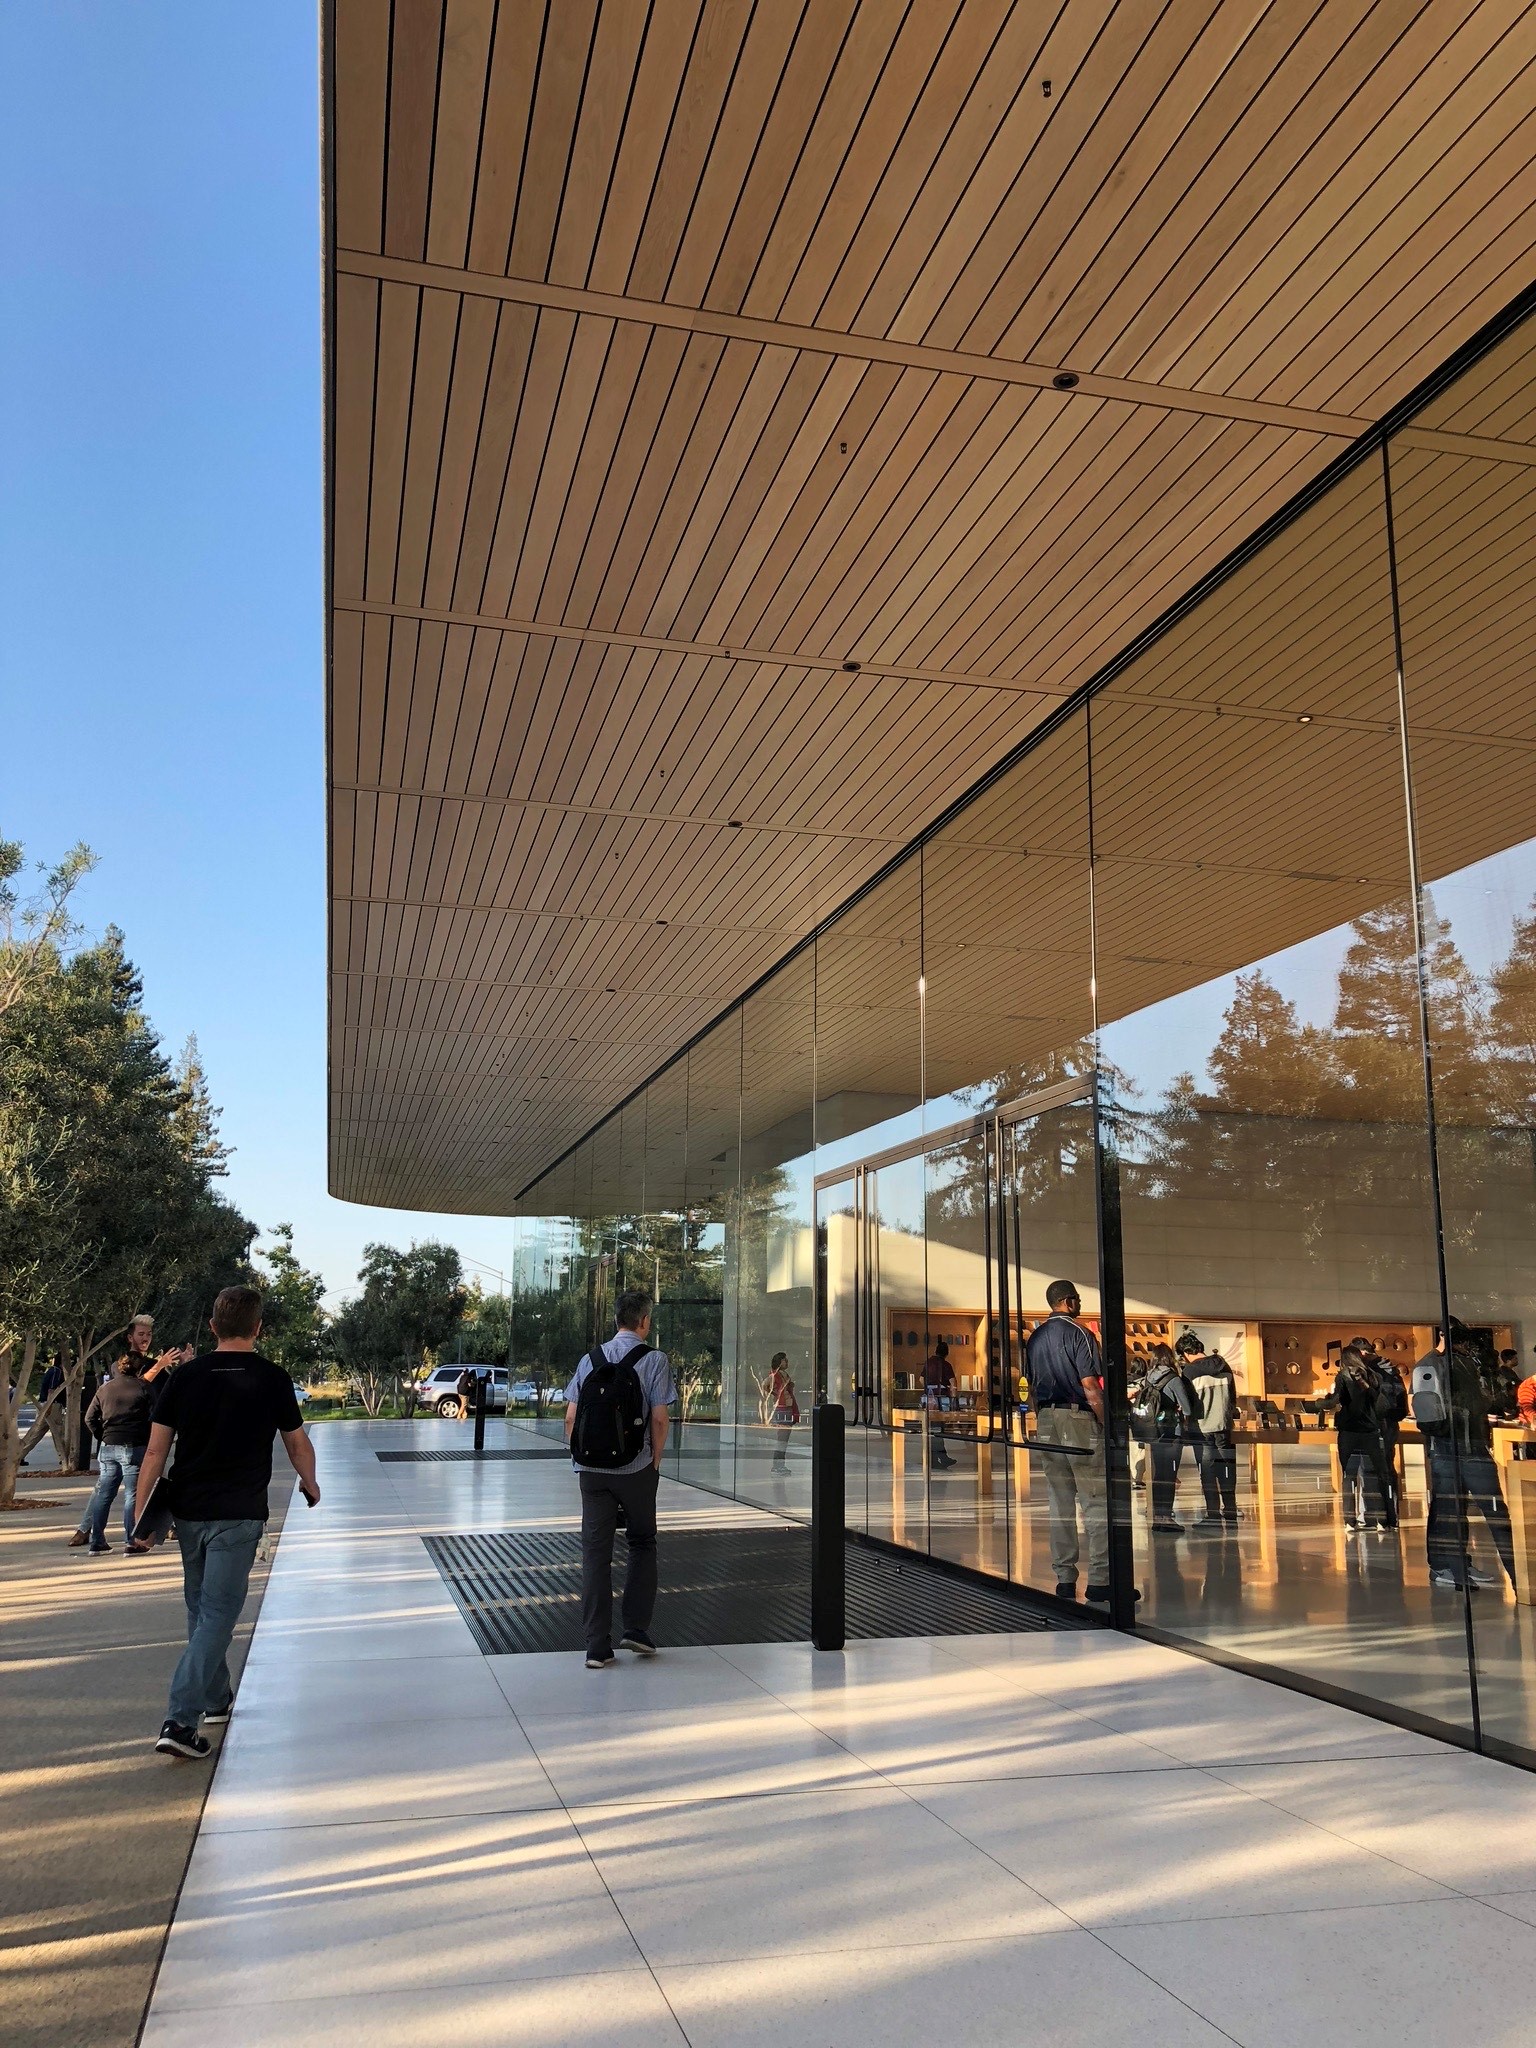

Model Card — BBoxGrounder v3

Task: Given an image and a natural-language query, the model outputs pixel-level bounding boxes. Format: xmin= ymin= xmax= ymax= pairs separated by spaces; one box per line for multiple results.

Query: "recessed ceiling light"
xmin=1052 ymin=371 xmax=1079 ymax=390
xmin=1296 ymin=713 xmax=1314 ymax=724
xmin=842 ymin=659 xmax=861 ymax=672
xmin=727 ymin=819 xmax=743 ymax=828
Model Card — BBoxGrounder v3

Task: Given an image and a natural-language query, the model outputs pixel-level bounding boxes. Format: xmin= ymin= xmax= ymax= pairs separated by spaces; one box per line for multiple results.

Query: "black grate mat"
xmin=423 ymin=1524 xmax=1092 ymax=1655
xmin=377 ymin=1448 xmax=571 ymax=1463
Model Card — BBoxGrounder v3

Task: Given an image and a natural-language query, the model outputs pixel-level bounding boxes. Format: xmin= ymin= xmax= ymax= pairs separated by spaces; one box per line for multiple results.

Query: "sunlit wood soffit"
xmin=325 ymin=0 xmax=1536 ymax=1213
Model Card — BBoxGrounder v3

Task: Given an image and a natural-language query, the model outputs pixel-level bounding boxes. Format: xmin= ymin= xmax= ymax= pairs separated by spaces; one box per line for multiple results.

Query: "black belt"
xmin=1035 ymin=1399 xmax=1088 ymax=1411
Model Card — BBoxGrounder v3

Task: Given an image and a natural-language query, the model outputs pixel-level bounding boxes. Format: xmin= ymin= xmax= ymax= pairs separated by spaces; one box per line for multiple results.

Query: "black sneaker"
xmin=155 ymin=1719 xmax=211 ymax=1760
xmin=201 ymin=1702 xmax=234 ymax=1727
xmin=585 ymin=1646 xmax=617 ymax=1670
xmin=1054 ymin=1582 xmax=1078 ymax=1601
xmin=620 ymin=1628 xmax=657 ymax=1657
xmin=1085 ymin=1584 xmax=1142 ymax=1606
xmin=88 ymin=1543 xmax=113 ymax=1555
xmin=1150 ymin=1520 xmax=1184 ymax=1534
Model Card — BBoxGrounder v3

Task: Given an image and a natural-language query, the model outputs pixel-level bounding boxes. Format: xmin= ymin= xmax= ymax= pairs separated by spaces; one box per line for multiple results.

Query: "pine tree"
xmin=1485 ymin=899 xmax=1536 ymax=1125
xmin=171 ymin=1033 xmax=230 ymax=1179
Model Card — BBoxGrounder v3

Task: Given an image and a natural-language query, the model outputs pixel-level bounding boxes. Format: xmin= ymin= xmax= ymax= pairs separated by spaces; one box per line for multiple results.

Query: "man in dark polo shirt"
xmin=134 ymin=1284 xmax=320 ymax=1759
xmin=1025 ymin=1278 xmax=1110 ymax=1604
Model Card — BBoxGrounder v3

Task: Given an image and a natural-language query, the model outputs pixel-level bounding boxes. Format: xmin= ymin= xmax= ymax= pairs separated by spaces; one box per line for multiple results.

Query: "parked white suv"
xmin=415 ymin=1365 xmax=509 ymax=1416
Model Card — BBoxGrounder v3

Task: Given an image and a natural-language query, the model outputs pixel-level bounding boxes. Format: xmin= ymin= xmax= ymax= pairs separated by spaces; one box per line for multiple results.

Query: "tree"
xmin=1 ymin=847 xmax=257 ymax=1498
xmin=328 ymin=1241 xmax=467 ymax=1417
xmin=1485 ymin=899 xmax=1536 ymax=1125
xmin=256 ymin=1223 xmax=329 ymax=1381
xmin=0 ymin=836 xmax=96 ymax=1020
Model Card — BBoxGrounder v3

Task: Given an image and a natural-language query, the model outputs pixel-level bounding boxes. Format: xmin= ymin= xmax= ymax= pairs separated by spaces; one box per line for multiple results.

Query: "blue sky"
xmin=0 ymin=3 xmax=516 ymax=1302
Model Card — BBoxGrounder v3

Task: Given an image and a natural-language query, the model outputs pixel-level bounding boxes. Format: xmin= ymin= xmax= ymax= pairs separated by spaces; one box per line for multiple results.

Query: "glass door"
xmin=817 ymin=1080 xmax=1130 ymax=1614
xmin=989 ymin=1090 xmax=1110 ymax=1601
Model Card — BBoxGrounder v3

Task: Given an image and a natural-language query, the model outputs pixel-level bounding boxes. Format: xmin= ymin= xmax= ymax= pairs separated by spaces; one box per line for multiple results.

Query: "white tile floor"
xmin=142 ymin=1418 xmax=1536 ymax=2047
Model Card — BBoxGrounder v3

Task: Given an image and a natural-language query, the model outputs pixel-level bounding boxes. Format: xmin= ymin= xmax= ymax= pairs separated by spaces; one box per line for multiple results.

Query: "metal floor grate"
xmin=376 ymin=1447 xmax=572 ymax=1463
xmin=423 ymin=1525 xmax=1092 ymax=1655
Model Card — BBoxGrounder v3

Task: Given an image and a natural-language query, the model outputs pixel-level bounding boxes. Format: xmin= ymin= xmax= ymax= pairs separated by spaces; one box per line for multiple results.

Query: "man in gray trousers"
xmin=564 ymin=1289 xmax=676 ymax=1669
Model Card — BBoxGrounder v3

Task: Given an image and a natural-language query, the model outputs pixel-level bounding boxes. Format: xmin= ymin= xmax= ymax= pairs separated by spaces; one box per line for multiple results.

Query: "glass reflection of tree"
xmin=1131 ymin=889 xmax=1536 ymax=1279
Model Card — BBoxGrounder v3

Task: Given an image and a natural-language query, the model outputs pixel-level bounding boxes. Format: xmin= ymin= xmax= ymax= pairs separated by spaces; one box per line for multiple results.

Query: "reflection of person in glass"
xmin=763 ymin=1352 xmax=799 ymax=1472
xmin=922 ymin=1337 xmax=958 ymax=1469
xmin=1145 ymin=1342 xmax=1195 ymax=1533
xmin=1421 ymin=1323 xmax=1516 ymax=1593
xmin=1355 ymin=1335 xmax=1408 ymax=1494
xmin=1332 ymin=1343 xmax=1397 ymax=1532
xmin=1177 ymin=1332 xmax=1239 ymax=1528
xmin=1025 ymin=1281 xmax=1109 ymax=1602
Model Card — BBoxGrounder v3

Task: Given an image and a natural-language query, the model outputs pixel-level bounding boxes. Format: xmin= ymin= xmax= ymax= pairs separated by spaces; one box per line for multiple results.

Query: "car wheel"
xmin=436 ymin=1396 xmax=459 ymax=1417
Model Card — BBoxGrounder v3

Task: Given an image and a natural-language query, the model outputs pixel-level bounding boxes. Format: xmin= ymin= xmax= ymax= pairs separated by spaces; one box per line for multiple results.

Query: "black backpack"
xmin=569 ymin=1345 xmax=651 ymax=1468
xmin=1375 ymin=1365 xmax=1409 ymax=1425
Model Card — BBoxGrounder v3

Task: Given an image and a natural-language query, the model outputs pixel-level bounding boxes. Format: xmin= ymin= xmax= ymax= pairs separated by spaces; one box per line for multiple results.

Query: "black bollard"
xmin=473 ymin=1371 xmax=488 ymax=1452
xmin=811 ymin=1401 xmax=845 ymax=1651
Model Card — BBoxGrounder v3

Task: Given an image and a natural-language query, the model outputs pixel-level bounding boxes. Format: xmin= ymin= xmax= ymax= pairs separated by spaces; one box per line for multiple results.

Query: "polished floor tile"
xmin=1212 ymin=1751 xmax=1536 ymax=1894
xmin=488 ymin=1645 xmax=775 ymax=1718
xmin=518 ymin=1698 xmax=877 ymax=1806
xmin=571 ymin=1784 xmax=1072 ymax=1962
xmin=803 ymin=1686 xmax=1188 ymax=1782
xmin=200 ymin=1709 xmax=556 ymax=1831
xmin=232 ymin=1649 xmax=510 ymax=1723
xmin=1103 ymin=1897 xmax=1536 ymax=2047
xmin=913 ymin=1769 xmax=1451 ymax=1925
xmin=1030 ymin=1663 xmax=1452 ymax=1766
xmin=141 ymin=1972 xmax=687 ymax=2047
xmin=656 ymin=1932 xmax=1231 ymax=2047
xmin=153 ymin=1811 xmax=641 ymax=2008
xmin=246 ymin=1607 xmax=475 ymax=1664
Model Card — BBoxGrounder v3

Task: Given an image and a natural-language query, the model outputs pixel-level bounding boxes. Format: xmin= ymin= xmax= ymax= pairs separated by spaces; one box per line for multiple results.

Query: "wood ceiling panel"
xmin=326 ymin=0 xmax=1536 ymax=1212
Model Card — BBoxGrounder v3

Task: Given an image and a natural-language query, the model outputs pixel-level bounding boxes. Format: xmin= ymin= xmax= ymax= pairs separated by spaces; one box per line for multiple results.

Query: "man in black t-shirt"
xmin=135 ymin=1284 xmax=320 ymax=1759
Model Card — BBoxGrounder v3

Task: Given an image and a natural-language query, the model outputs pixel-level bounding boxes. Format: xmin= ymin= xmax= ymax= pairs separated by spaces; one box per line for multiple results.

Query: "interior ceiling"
xmin=325 ymin=0 xmax=1536 ymax=1215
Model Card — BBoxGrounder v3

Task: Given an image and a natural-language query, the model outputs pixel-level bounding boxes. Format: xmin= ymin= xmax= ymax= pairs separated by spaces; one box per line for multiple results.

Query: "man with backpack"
xmin=1332 ymin=1343 xmax=1397 ymax=1532
xmin=565 ymin=1288 xmax=677 ymax=1668
xmin=1177 ymin=1333 xmax=1240 ymax=1529
xmin=1415 ymin=1324 xmax=1516 ymax=1592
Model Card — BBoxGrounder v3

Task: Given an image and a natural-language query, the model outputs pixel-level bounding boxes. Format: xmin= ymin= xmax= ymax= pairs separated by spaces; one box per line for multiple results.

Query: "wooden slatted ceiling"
xmin=328 ymin=0 xmax=1536 ymax=1213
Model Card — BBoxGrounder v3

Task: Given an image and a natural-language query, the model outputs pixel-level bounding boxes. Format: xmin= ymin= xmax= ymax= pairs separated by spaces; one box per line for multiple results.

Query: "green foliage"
xmin=253 ymin=1222 xmax=329 ymax=1378
xmin=328 ymin=1241 xmax=468 ymax=1413
xmin=0 ymin=837 xmax=258 ymax=1493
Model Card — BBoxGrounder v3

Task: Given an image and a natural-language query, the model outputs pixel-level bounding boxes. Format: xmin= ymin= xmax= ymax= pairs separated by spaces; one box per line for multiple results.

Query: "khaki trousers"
xmin=1034 ymin=1407 xmax=1108 ymax=1585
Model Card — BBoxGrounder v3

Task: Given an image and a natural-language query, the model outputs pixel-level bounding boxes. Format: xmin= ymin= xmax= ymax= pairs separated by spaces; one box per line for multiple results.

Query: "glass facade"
xmin=512 ymin=300 xmax=1536 ymax=1765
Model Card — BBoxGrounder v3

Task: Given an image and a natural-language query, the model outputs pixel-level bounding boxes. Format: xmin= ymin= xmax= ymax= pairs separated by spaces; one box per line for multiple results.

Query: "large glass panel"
xmin=815 ymin=863 xmax=921 ymax=1542
xmin=736 ymin=954 xmax=815 ymax=1516
xmin=1092 ymin=461 xmax=1472 ymax=1740
xmin=683 ymin=1013 xmax=741 ymax=1491
xmin=1393 ymin=315 xmax=1536 ymax=1758
xmin=815 ymin=1170 xmax=864 ymax=1528
xmin=921 ymin=712 xmax=1104 ymax=1591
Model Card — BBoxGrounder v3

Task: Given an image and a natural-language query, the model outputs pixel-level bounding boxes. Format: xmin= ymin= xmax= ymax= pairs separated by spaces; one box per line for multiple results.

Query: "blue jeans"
xmin=85 ymin=1444 xmax=143 ymax=1548
xmin=167 ymin=1518 xmax=263 ymax=1726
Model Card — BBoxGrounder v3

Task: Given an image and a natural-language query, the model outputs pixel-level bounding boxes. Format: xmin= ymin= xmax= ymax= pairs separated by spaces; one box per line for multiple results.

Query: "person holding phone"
xmin=134 ymin=1285 xmax=320 ymax=1759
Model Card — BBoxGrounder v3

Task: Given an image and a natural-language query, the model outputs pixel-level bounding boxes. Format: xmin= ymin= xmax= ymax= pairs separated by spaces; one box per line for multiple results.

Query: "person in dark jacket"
xmin=1333 ymin=1344 xmax=1397 ymax=1531
xmin=1355 ymin=1335 xmax=1409 ymax=1494
xmin=1178 ymin=1333 xmax=1240 ymax=1528
xmin=1144 ymin=1342 xmax=1196 ymax=1534
xmin=455 ymin=1365 xmax=477 ymax=1420
xmin=75 ymin=1357 xmax=155 ymax=1554
xmin=922 ymin=1337 xmax=958 ymax=1469
xmin=1421 ymin=1326 xmax=1515 ymax=1591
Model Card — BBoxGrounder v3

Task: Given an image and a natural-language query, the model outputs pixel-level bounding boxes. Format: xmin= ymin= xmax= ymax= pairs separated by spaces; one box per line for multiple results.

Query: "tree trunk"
xmin=0 ymin=1335 xmax=53 ymax=1509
